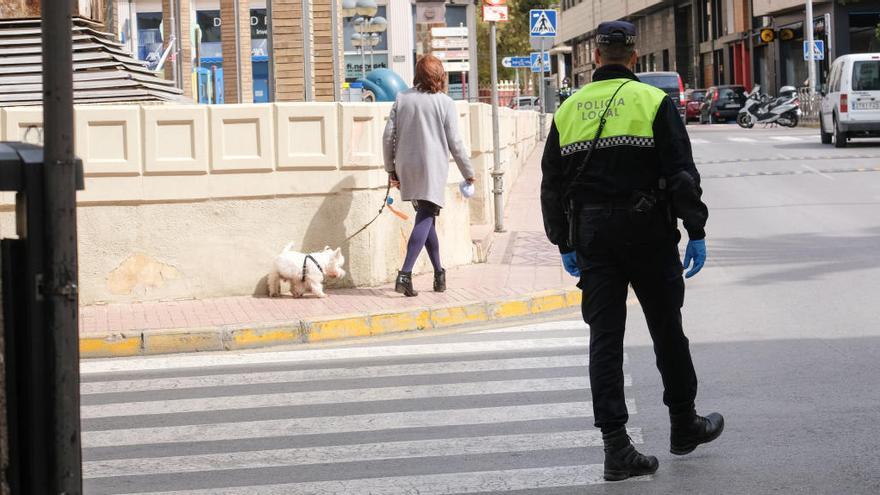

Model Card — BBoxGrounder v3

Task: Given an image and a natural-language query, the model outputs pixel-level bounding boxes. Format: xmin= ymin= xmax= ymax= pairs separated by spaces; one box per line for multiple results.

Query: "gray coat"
xmin=383 ymin=89 xmax=474 ymax=208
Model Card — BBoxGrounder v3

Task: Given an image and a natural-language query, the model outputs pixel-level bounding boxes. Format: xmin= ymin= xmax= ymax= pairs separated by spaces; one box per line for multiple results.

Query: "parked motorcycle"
xmin=736 ymin=85 xmax=801 ymax=128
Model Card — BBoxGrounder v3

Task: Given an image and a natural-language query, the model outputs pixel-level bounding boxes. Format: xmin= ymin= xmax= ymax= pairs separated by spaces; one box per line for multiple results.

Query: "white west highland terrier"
xmin=267 ymin=243 xmax=346 ymax=298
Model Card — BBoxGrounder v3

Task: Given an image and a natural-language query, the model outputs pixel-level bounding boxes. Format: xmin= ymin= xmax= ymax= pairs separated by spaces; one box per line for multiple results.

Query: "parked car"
xmin=700 ymin=85 xmax=747 ymax=124
xmin=819 ymin=53 xmax=880 ymax=147
xmin=509 ymin=96 xmax=540 ymax=111
xmin=684 ymin=88 xmax=707 ymax=123
xmin=636 ymin=71 xmax=686 ymax=120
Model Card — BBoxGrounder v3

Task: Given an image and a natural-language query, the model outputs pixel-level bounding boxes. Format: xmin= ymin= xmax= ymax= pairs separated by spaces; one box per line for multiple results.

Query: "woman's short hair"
xmin=414 ymin=55 xmax=446 ymax=94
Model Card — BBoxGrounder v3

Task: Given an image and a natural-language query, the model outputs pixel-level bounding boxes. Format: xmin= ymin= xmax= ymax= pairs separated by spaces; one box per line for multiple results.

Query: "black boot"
xmin=670 ymin=409 xmax=725 ymax=455
xmin=433 ymin=269 xmax=446 ymax=292
xmin=602 ymin=427 xmax=659 ymax=482
xmin=395 ymin=271 xmax=418 ymax=297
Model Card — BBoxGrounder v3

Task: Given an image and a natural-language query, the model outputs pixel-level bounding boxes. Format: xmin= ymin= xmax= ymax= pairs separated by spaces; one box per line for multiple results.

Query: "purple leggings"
xmin=402 ymin=207 xmax=442 ymax=273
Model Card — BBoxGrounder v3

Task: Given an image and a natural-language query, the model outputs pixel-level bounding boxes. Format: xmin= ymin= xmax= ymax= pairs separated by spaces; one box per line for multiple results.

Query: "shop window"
xmin=251 ymin=8 xmax=269 ymax=103
xmin=344 ymin=5 xmax=389 ymax=82
xmin=849 ymin=13 xmax=880 ymax=53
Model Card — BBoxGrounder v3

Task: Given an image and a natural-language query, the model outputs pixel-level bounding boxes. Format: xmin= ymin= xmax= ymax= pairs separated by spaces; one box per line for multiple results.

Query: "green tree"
xmin=477 ymin=0 xmax=555 ymax=87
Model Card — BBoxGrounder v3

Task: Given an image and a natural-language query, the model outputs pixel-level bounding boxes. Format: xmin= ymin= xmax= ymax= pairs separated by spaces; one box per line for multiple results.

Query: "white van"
xmin=820 ymin=53 xmax=880 ymax=147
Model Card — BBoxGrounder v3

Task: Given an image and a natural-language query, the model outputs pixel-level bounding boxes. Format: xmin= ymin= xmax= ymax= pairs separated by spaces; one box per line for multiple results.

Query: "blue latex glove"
xmin=561 ymin=251 xmax=581 ymax=278
xmin=682 ymin=239 xmax=707 ymax=279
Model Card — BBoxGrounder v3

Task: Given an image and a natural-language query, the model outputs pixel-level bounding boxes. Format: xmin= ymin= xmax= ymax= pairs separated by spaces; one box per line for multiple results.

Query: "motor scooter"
xmin=736 ymin=85 xmax=801 ymax=128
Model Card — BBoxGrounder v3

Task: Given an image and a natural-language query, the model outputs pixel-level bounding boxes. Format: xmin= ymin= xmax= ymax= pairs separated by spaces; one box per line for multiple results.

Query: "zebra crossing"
xmin=81 ymin=320 xmax=650 ymax=494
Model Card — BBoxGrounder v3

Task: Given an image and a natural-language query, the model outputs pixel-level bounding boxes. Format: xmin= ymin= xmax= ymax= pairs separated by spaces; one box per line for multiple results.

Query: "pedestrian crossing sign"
xmin=530 ymin=52 xmax=551 ymax=73
xmin=529 ymin=9 xmax=557 ymax=37
xmin=804 ymin=40 xmax=825 ymax=61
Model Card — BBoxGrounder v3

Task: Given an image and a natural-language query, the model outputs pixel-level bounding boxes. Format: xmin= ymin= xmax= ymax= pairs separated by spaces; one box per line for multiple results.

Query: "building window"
xmin=135 ymin=12 xmax=163 ymax=70
xmin=344 ymin=5 xmax=389 ymax=83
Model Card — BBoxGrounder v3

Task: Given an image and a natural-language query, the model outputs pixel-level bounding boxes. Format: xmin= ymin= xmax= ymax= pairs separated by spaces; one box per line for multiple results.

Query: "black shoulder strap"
xmin=564 ymin=80 xmax=634 ymax=199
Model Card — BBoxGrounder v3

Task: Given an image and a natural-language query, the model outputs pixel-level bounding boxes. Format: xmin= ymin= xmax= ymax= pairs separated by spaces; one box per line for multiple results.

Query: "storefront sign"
xmin=432 ymin=38 xmax=469 ymax=49
xmin=442 ymin=61 xmax=470 ymax=72
xmin=432 ymin=50 xmax=469 ymax=60
xmin=432 ymin=26 xmax=468 ymax=37
xmin=345 ymin=54 xmax=389 ymax=79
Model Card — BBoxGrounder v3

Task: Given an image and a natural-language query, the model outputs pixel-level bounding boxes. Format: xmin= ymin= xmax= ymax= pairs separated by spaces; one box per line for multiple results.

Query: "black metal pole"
xmin=41 ymin=0 xmax=83 ymax=492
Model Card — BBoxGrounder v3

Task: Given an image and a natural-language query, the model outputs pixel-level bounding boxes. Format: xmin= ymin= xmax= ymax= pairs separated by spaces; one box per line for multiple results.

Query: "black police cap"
xmin=596 ymin=21 xmax=637 ymax=46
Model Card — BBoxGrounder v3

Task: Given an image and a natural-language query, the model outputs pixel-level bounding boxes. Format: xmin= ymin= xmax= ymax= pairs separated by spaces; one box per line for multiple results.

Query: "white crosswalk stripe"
xmin=690 ymin=138 xmax=710 ymax=145
xmin=82 ymin=322 xmax=649 ymax=494
xmin=727 ymin=136 xmax=757 ymax=143
xmin=770 ymin=136 xmax=803 ymax=142
xmin=115 ymin=465 xmax=650 ymax=495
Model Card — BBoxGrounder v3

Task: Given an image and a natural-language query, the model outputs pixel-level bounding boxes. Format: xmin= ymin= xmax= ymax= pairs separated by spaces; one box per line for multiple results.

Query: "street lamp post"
xmin=805 ymin=0 xmax=818 ymax=95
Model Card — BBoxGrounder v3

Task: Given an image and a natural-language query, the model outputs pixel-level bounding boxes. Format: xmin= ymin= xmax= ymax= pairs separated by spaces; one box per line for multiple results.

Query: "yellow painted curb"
xmin=81 ymin=287 xmax=585 ymax=358
xmin=371 ymin=308 xmax=431 ymax=335
xmin=487 ymin=297 xmax=531 ymax=319
xmin=224 ymin=326 xmax=301 ymax=350
xmin=530 ymin=290 xmax=568 ymax=314
xmin=430 ymin=302 xmax=488 ymax=328
xmin=143 ymin=329 xmax=223 ymax=355
xmin=80 ymin=335 xmax=141 ymax=358
xmin=303 ymin=314 xmax=372 ymax=343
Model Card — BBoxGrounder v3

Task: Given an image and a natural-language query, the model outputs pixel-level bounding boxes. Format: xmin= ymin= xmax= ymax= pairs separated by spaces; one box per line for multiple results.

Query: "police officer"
xmin=540 ymin=21 xmax=724 ymax=481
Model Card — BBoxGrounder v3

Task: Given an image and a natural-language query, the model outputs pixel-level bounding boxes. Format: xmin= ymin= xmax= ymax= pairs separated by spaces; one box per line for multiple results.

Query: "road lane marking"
xmin=83 ymin=376 xmax=638 ymax=418
xmin=81 ymin=337 xmax=590 ymax=374
xmin=82 ymin=400 xmax=637 ymax=447
xmin=83 ymin=429 xmax=643 ymax=478
xmin=112 ymin=464 xmax=649 ymax=495
xmin=727 ymin=137 xmax=757 ymax=143
xmin=801 ymin=164 xmax=835 ymax=180
xmin=81 ymin=355 xmax=594 ymax=395
xmin=690 ymin=138 xmax=710 ymax=145
xmin=770 ymin=136 xmax=802 ymax=142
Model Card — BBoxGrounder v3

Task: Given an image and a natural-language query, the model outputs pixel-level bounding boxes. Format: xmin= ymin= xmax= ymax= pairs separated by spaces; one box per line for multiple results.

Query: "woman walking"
xmin=383 ymin=55 xmax=475 ymax=297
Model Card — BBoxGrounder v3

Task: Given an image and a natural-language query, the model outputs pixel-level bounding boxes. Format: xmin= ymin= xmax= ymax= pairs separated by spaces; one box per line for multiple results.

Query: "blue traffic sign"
xmin=804 ymin=40 xmax=825 ymax=61
xmin=503 ymin=56 xmax=532 ymax=69
xmin=529 ymin=9 xmax=557 ymax=37
xmin=530 ymin=52 xmax=551 ymax=73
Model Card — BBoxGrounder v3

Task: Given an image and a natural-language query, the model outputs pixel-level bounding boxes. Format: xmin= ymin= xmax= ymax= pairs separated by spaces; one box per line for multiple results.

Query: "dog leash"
xmin=342 ymin=178 xmax=393 ymax=245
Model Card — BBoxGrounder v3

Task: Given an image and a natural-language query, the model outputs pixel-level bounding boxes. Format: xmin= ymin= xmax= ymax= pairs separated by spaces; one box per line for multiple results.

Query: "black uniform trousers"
xmin=574 ymin=205 xmax=698 ymax=431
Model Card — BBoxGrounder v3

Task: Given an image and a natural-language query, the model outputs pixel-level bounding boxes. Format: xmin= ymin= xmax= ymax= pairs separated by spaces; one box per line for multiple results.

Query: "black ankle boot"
xmin=602 ymin=427 xmax=659 ymax=482
xmin=395 ymin=271 xmax=418 ymax=297
xmin=670 ymin=410 xmax=725 ymax=455
xmin=433 ymin=269 xmax=446 ymax=292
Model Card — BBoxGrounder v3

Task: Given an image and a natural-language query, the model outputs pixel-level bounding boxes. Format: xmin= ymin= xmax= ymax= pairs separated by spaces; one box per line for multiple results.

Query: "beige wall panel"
xmin=209 ymin=104 xmax=274 ymax=173
xmin=143 ymin=105 xmax=209 ymax=175
xmin=340 ymin=103 xmax=383 ymax=170
xmin=275 ymin=103 xmax=339 ymax=170
xmin=75 ymin=105 xmax=142 ymax=177
xmin=455 ymin=101 xmax=472 ymax=157
xmin=1 ymin=107 xmax=43 ymax=144
xmin=469 ymin=103 xmax=492 ymax=153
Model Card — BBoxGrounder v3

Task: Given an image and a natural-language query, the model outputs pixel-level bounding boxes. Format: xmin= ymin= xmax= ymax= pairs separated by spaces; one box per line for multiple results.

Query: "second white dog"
xmin=268 ymin=243 xmax=346 ymax=298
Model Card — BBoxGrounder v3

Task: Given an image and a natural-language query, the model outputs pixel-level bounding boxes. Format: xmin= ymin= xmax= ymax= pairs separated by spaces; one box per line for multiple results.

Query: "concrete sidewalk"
xmin=80 ymin=144 xmax=580 ymax=358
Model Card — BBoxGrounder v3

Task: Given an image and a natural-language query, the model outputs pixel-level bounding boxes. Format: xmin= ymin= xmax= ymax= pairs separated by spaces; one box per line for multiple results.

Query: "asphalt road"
xmin=80 ymin=124 xmax=880 ymax=494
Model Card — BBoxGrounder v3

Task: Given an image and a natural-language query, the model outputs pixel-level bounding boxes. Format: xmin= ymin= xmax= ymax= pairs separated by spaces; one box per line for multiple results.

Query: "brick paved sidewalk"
xmin=80 ymin=144 xmax=571 ymax=337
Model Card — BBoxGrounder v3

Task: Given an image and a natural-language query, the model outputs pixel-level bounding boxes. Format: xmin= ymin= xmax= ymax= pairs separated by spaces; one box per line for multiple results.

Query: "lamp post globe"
xmin=355 ymin=0 xmax=378 ymax=17
xmin=340 ymin=0 xmax=357 ymax=17
xmin=368 ymin=16 xmax=387 ymax=33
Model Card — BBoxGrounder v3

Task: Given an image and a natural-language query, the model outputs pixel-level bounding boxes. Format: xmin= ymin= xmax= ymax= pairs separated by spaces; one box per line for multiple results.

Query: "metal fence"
xmin=798 ymin=87 xmax=822 ymax=122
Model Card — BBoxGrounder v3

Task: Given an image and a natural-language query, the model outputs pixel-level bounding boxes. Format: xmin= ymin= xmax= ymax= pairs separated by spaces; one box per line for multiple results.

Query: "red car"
xmin=684 ymin=89 xmax=707 ymax=123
